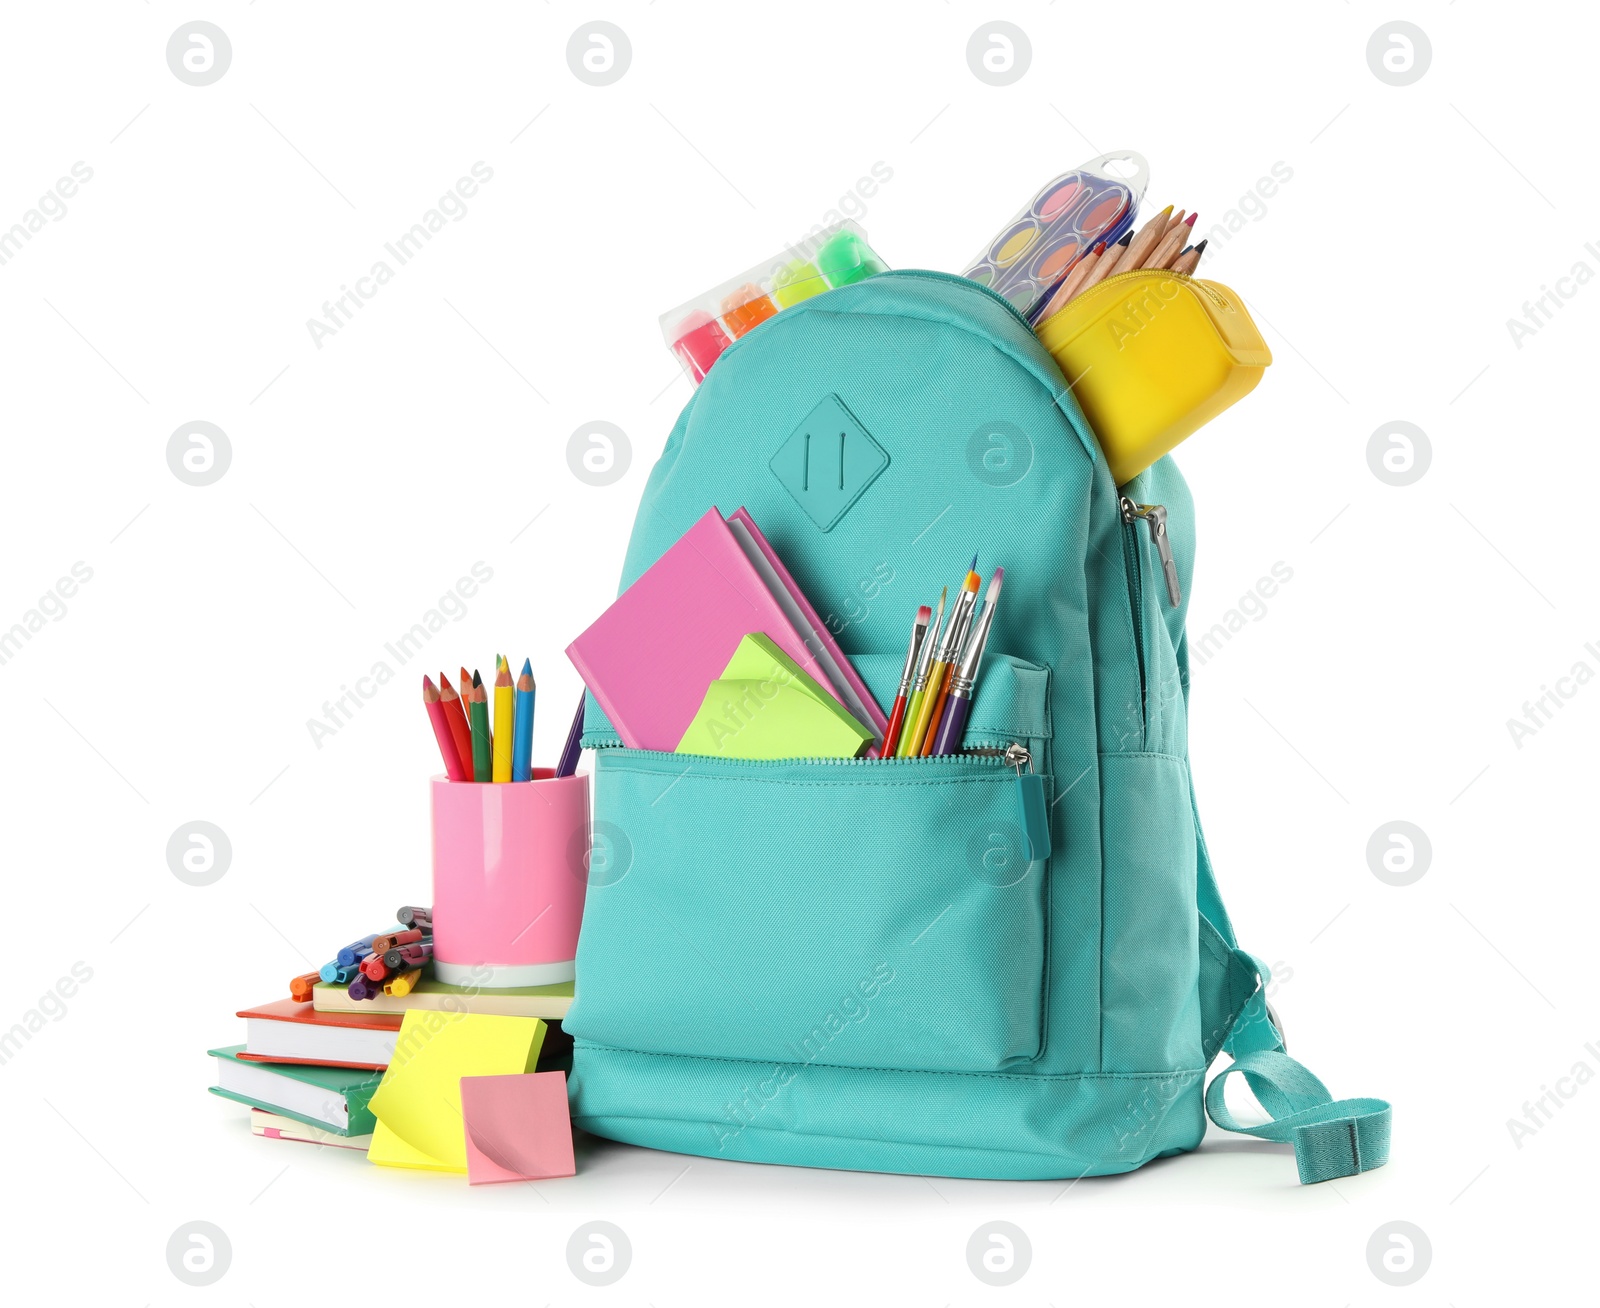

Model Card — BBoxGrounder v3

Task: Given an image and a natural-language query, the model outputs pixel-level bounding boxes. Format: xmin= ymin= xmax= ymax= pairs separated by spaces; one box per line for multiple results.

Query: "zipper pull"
xmin=1120 ymin=498 xmax=1181 ymax=608
xmin=1005 ymin=743 xmax=1052 ymax=863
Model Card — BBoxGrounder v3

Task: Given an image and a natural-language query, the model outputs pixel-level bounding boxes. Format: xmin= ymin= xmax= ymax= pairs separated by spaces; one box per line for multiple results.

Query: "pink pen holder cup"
xmin=430 ymin=770 xmax=589 ymax=987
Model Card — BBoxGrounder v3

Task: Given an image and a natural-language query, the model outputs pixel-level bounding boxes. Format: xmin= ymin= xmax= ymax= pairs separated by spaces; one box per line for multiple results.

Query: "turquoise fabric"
xmin=565 ymin=271 xmax=1386 ymax=1184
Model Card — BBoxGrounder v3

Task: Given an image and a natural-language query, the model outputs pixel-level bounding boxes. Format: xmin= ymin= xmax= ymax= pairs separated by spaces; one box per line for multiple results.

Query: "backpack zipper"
xmin=585 ymin=739 xmax=1029 ymax=765
xmin=883 ymin=268 xmax=1038 ymax=332
xmin=1119 ymin=497 xmax=1181 ymax=607
xmin=1119 ymin=499 xmax=1148 ymax=719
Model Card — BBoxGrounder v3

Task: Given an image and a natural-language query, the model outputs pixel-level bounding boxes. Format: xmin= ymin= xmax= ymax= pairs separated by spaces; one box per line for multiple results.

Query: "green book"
xmin=208 ymin=1045 xmax=380 ymax=1136
xmin=310 ymin=979 xmax=573 ymax=1019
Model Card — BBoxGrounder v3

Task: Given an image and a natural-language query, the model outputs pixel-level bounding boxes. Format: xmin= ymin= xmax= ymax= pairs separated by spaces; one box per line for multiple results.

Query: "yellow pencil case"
xmin=1035 ymin=271 xmax=1271 ymax=485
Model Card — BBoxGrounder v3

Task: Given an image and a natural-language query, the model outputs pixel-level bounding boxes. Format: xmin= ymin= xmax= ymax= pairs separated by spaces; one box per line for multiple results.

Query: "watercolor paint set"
xmin=659 ymin=221 xmax=888 ymax=385
xmin=962 ymin=151 xmax=1148 ymax=322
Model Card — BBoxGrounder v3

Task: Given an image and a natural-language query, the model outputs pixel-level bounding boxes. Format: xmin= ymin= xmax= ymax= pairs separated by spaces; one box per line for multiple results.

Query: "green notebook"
xmin=676 ymin=633 xmax=873 ymax=759
xmin=311 ymin=978 xmax=573 ymax=1018
xmin=208 ymin=1045 xmax=380 ymax=1136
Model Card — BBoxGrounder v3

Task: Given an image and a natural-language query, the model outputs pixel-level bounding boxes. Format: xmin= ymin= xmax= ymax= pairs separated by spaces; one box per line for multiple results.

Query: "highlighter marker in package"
xmin=660 ymin=220 xmax=889 ymax=385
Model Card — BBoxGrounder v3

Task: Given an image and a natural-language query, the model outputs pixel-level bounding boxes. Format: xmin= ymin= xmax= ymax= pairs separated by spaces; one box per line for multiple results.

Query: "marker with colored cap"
xmin=371 ymin=928 xmax=423 ymax=954
xmin=669 ymin=310 xmax=731 ymax=382
xmin=347 ymin=972 xmax=383 ymax=1002
xmin=817 ymin=229 xmax=888 ymax=288
xmin=720 ymin=283 xmax=778 ymax=338
xmin=334 ymin=934 xmax=382 ymax=968
xmin=385 ymin=941 xmax=433 ymax=970
xmin=771 ymin=258 xmax=827 ymax=307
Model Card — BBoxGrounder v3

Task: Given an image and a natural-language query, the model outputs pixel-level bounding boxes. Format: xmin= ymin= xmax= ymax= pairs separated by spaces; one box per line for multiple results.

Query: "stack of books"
xmin=208 ymin=908 xmax=574 ymax=1153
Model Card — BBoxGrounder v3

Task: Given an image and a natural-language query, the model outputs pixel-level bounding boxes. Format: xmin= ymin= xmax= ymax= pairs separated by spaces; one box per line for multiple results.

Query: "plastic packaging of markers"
xmin=963 ymin=150 xmax=1149 ymax=323
xmin=659 ymin=220 xmax=889 ymax=385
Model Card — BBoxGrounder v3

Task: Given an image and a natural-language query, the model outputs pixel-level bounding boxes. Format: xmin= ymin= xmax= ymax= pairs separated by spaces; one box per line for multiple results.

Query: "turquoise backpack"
xmin=564 ymin=270 xmax=1390 ymax=1185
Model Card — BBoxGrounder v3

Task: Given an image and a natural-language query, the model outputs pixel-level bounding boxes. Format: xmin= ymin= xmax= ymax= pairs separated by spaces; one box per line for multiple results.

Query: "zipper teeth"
xmin=586 ymin=740 xmax=1017 ymax=765
xmin=704 ymin=268 xmax=1035 ymax=370
xmin=887 ymin=269 xmax=1037 ymax=331
xmin=1121 ymin=511 xmax=1147 ymax=718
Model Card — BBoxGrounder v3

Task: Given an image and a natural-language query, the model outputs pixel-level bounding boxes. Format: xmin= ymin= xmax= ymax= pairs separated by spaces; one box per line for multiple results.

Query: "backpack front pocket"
xmin=566 ymin=746 xmax=1052 ymax=1075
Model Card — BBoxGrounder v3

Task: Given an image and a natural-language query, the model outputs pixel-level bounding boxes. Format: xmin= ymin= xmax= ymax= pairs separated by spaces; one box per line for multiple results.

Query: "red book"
xmin=235 ymin=998 xmax=403 ymax=1071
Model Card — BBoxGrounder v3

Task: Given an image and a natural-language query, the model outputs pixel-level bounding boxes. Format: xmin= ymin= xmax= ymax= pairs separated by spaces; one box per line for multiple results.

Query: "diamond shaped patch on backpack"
xmin=769 ymin=393 xmax=889 ymax=532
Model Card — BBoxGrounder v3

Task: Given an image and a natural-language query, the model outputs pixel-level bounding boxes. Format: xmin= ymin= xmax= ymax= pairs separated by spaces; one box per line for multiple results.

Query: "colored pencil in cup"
xmin=555 ymin=694 xmax=585 ymax=779
xmin=513 ymin=658 xmax=536 ymax=782
xmin=882 ymin=605 xmax=931 ymax=756
xmin=437 ymin=673 xmax=475 ymax=778
xmin=469 ymin=672 xmax=493 ymax=782
xmin=423 ymin=676 xmax=470 ymax=781
xmin=492 ymin=662 xmax=515 ymax=782
xmin=445 ymin=670 xmax=469 ymax=725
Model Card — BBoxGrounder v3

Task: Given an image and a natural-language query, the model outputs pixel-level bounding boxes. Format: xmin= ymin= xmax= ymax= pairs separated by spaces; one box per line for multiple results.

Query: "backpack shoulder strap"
xmin=1193 ymin=788 xmax=1392 ymax=1185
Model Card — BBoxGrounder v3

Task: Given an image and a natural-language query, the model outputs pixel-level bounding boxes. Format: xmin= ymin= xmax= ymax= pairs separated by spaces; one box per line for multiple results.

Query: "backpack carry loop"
xmin=1193 ymin=794 xmax=1392 ymax=1185
xmin=1206 ymin=952 xmax=1393 ymax=1185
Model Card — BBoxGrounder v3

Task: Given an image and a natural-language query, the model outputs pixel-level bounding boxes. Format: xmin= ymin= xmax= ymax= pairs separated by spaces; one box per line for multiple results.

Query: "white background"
xmin=2 ymin=3 xmax=1594 ymax=1302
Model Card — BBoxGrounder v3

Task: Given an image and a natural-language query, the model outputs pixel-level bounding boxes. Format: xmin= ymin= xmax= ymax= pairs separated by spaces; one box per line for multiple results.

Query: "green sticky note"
xmin=676 ymin=634 xmax=873 ymax=760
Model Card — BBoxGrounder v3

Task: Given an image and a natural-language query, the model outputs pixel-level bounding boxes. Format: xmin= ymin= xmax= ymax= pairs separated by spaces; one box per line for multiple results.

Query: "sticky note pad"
xmin=461 ymin=1071 xmax=576 ymax=1184
xmin=366 ymin=1011 xmax=545 ymax=1173
xmin=675 ymin=633 xmax=872 ymax=760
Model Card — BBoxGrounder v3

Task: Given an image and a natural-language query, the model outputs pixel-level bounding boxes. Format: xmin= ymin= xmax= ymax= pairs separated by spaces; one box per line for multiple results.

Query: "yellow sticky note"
xmin=366 ymin=1011 xmax=545 ymax=1172
xmin=675 ymin=634 xmax=873 ymax=760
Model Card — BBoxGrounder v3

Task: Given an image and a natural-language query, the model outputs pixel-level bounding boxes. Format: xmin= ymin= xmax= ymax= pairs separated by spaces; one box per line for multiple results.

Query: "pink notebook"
xmin=566 ymin=507 xmax=884 ymax=753
xmin=724 ymin=508 xmax=887 ymax=744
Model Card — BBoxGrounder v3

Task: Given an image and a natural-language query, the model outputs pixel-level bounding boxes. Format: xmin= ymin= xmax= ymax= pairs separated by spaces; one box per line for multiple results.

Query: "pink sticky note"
xmin=460 ymin=1071 xmax=575 ymax=1184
